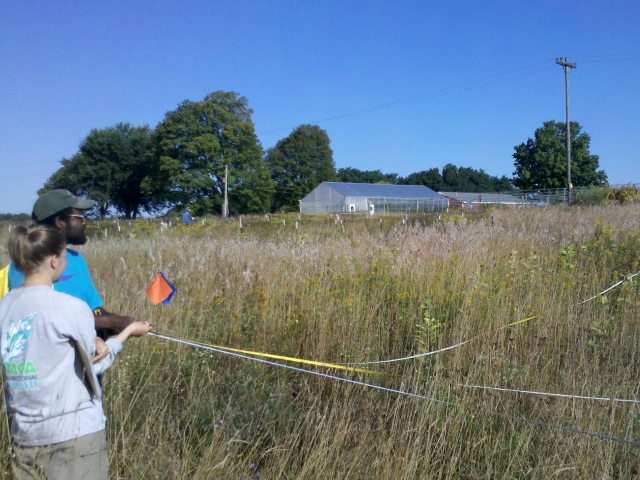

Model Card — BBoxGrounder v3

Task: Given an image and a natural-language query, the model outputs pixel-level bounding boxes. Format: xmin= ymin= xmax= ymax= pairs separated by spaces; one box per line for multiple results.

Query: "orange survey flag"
xmin=146 ymin=272 xmax=176 ymax=305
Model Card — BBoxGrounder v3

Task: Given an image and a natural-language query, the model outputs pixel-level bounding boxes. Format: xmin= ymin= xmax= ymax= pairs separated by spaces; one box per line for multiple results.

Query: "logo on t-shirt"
xmin=1 ymin=313 xmax=39 ymax=390
xmin=59 ymin=273 xmax=79 ymax=282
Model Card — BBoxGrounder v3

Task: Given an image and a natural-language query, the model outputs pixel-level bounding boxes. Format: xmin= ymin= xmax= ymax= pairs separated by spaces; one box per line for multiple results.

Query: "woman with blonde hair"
xmin=0 ymin=225 xmax=151 ymax=479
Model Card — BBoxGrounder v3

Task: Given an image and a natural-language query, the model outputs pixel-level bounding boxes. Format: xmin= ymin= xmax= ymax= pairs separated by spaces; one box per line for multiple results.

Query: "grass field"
xmin=2 ymin=205 xmax=640 ymax=479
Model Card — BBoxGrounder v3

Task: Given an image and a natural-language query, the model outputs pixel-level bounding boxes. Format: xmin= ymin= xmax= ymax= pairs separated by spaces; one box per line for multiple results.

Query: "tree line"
xmin=337 ymin=165 xmax=513 ymax=193
xmin=42 ymin=91 xmax=607 ymax=218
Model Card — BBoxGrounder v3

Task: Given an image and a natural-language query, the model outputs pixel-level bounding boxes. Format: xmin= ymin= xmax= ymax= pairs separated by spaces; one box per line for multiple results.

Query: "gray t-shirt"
xmin=0 ymin=285 xmax=106 ymax=446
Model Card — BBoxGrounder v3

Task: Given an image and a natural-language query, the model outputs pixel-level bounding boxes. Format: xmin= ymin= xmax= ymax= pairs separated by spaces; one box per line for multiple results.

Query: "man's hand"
xmin=93 ymin=337 xmax=110 ymax=364
xmin=94 ymin=313 xmax=137 ymax=335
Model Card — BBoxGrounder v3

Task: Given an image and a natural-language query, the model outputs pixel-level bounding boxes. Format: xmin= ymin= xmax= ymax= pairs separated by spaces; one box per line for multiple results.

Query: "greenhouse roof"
xmin=320 ymin=182 xmax=442 ymax=199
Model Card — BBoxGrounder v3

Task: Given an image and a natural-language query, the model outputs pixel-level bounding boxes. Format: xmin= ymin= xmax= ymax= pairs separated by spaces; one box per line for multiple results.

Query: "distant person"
xmin=8 ymin=190 xmax=137 ymax=336
xmin=182 ymin=208 xmax=194 ymax=225
xmin=0 ymin=225 xmax=151 ymax=479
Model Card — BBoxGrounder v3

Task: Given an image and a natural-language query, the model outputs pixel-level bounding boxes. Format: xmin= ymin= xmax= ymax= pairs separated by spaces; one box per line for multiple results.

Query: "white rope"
xmin=459 ymin=384 xmax=640 ymax=403
xmin=577 ymin=280 xmax=624 ymax=305
xmin=148 ymin=333 xmax=451 ymax=405
xmin=577 ymin=271 xmax=640 ymax=305
xmin=339 ymin=339 xmax=472 ymax=366
xmin=149 ymin=332 xmax=640 ymax=447
xmin=343 ymin=270 xmax=640 ymax=366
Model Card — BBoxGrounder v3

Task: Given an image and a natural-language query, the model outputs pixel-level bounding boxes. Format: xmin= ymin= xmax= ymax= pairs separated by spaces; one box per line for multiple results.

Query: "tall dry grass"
xmin=1 ymin=206 xmax=640 ymax=478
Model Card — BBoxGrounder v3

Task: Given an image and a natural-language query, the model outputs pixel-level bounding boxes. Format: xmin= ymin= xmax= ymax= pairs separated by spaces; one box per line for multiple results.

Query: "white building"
xmin=300 ymin=182 xmax=448 ymax=214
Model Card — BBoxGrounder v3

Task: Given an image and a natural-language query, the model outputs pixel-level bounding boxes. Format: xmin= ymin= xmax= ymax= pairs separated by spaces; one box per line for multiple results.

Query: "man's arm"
xmin=93 ymin=306 xmax=136 ymax=335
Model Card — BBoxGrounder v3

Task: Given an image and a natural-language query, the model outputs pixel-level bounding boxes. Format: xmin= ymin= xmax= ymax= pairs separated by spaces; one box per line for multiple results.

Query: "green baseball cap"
xmin=32 ymin=189 xmax=96 ymax=221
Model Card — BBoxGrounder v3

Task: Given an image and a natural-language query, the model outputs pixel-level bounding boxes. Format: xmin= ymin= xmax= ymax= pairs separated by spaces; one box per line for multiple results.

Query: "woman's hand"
xmin=93 ymin=337 xmax=110 ymax=364
xmin=114 ymin=322 xmax=153 ymax=345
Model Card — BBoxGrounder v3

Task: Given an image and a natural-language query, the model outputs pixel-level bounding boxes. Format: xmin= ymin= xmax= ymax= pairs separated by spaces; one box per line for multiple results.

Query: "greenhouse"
xmin=440 ymin=191 xmax=525 ymax=209
xmin=300 ymin=182 xmax=448 ymax=214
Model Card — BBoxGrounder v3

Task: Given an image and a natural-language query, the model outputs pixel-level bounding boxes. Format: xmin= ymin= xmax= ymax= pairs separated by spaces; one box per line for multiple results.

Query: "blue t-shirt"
xmin=8 ymin=248 xmax=103 ymax=311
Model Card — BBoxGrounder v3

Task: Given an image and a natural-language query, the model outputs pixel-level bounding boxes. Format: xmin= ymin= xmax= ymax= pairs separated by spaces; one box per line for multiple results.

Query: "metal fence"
xmin=443 ymin=184 xmax=639 ymax=210
xmin=514 ymin=184 xmax=639 ymax=206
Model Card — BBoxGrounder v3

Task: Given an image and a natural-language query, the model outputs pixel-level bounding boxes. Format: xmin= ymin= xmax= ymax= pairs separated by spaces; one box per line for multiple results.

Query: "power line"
xmin=1 ymin=54 xmax=639 ymax=178
xmin=1 ymin=62 xmax=557 ymax=179
xmin=565 ymin=53 xmax=640 ymax=65
xmin=571 ymin=53 xmax=640 ymax=59
xmin=257 ymin=60 xmax=557 ymax=135
xmin=579 ymin=58 xmax=640 ymax=64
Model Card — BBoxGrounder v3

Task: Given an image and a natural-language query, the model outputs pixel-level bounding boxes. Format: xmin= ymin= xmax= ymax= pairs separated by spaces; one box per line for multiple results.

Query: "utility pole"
xmin=556 ymin=57 xmax=577 ymax=200
xmin=222 ymin=164 xmax=228 ymax=218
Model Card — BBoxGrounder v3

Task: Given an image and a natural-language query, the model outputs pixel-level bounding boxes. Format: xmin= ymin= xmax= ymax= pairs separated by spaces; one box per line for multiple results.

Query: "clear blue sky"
xmin=1 ymin=0 xmax=638 ymax=214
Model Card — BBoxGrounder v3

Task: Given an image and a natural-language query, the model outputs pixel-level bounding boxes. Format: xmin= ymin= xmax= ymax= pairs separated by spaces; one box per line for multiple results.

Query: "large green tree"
xmin=266 ymin=125 xmax=337 ymax=211
xmin=440 ymin=164 xmax=513 ymax=192
xmin=42 ymin=123 xmax=163 ymax=218
xmin=402 ymin=168 xmax=444 ymax=191
xmin=512 ymin=120 xmax=607 ymax=189
xmin=337 ymin=167 xmax=398 ymax=184
xmin=154 ymin=91 xmax=273 ymax=215
xmin=400 ymin=165 xmax=512 ymax=192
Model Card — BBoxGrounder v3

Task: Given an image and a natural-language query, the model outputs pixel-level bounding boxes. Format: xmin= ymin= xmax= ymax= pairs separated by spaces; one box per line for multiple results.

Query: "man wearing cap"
xmin=8 ymin=190 xmax=136 ymax=335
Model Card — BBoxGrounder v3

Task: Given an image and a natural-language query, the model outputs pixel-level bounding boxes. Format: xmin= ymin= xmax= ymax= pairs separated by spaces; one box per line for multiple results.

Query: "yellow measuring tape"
xmin=187 ymin=339 xmax=396 ymax=377
xmin=500 ymin=315 xmax=539 ymax=330
xmin=168 ymin=316 xmax=540 ymax=376
xmin=153 ymin=314 xmax=540 ymax=377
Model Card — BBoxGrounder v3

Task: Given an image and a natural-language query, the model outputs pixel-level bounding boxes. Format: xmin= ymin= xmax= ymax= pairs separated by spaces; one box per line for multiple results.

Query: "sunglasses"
xmin=64 ymin=214 xmax=87 ymax=221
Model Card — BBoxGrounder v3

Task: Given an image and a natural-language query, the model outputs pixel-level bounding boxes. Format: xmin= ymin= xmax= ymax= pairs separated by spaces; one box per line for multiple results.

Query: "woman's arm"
xmin=92 ymin=322 xmax=152 ymax=374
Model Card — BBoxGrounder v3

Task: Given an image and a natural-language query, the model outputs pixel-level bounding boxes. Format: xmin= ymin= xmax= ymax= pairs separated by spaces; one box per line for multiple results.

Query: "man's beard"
xmin=66 ymin=234 xmax=87 ymax=245
xmin=65 ymin=226 xmax=87 ymax=245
